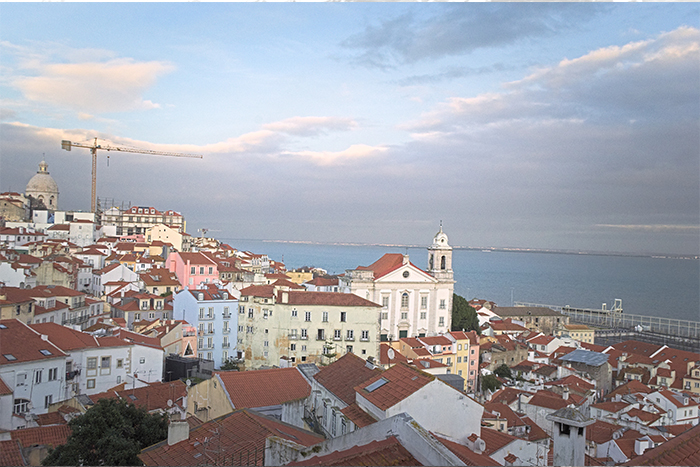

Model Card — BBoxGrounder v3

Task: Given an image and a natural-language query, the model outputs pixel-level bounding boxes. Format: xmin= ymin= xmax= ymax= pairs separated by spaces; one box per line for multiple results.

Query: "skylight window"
xmin=3 ymin=354 xmax=16 ymax=361
xmin=39 ymin=349 xmax=52 ymax=356
xmin=0 ymin=324 xmax=7 ymax=329
xmin=365 ymin=378 xmax=389 ymax=393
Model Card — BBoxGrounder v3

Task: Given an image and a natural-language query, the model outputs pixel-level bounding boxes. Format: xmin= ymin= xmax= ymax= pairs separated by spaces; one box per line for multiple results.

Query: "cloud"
xmin=282 ymin=144 xmax=388 ymax=166
xmin=10 ymin=52 xmax=174 ymax=113
xmin=341 ymin=3 xmax=604 ymax=68
xmin=406 ymin=26 xmax=700 ymax=134
xmin=262 ymin=116 xmax=358 ymax=137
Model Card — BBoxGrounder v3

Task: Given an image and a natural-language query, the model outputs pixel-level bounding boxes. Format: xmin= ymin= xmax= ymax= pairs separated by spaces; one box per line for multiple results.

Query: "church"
xmin=25 ymin=160 xmax=60 ymax=211
xmin=340 ymin=225 xmax=455 ymax=341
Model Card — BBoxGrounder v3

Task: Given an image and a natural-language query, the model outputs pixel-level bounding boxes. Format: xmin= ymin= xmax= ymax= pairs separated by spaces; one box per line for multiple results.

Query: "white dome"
xmin=432 ymin=224 xmax=450 ymax=247
xmin=26 ymin=161 xmax=59 ymax=209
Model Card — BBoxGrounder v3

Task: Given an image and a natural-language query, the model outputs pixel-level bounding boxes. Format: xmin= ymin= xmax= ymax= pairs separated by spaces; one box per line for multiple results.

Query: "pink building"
xmin=167 ymin=252 xmax=219 ymax=290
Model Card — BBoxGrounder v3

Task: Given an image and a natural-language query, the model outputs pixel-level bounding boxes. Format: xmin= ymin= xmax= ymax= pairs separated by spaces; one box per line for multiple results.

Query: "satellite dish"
xmin=186 ymin=379 xmax=192 ymax=387
xmin=387 ymin=348 xmax=395 ymax=360
xmin=167 ymin=399 xmax=173 ymax=407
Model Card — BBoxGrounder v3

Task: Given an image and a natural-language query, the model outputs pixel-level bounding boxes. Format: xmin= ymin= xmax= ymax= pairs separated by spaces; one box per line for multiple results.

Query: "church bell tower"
xmin=428 ymin=222 xmax=453 ymax=281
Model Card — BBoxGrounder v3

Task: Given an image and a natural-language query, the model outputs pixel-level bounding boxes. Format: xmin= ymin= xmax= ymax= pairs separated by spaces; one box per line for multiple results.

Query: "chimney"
xmin=563 ymin=388 xmax=569 ymax=400
xmin=402 ymin=254 xmax=409 ymax=265
xmin=281 ymin=292 xmax=288 ymax=304
xmin=168 ymin=420 xmax=189 ymax=446
xmin=634 ymin=438 xmax=650 ymax=456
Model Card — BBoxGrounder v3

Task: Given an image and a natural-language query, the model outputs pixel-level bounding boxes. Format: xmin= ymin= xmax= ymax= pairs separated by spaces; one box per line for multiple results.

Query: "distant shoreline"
xmin=223 ymin=238 xmax=699 ymax=261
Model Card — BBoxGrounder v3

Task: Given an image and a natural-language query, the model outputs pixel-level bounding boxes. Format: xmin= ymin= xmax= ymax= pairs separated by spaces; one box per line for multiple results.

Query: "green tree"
xmin=494 ymin=363 xmax=513 ymax=380
xmin=220 ymin=358 xmax=240 ymax=371
xmin=451 ymin=294 xmax=481 ymax=334
xmin=481 ymin=374 xmax=502 ymax=393
xmin=42 ymin=398 xmax=168 ymax=466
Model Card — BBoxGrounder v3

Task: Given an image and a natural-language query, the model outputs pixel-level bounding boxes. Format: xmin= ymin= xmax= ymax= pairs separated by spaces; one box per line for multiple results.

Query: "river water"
xmin=221 ymin=239 xmax=700 ymax=323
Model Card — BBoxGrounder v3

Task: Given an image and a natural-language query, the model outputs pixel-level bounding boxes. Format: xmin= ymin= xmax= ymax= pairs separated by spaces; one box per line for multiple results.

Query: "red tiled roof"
xmin=278 ymin=290 xmax=381 ymax=307
xmin=0 ymin=439 xmax=25 ymax=466
xmin=490 ymin=387 xmax=532 ymax=406
xmin=527 ymin=393 xmax=569 ymax=411
xmin=1 ymin=319 xmax=67 ymax=364
xmin=313 ymin=353 xmax=381 ymax=405
xmin=606 ymin=380 xmax=653 ymax=399
xmin=239 ymin=284 xmax=276 ymax=298
xmin=590 ymin=401 xmax=631 ymax=413
xmin=586 ymin=419 xmax=623 ymax=445
xmin=623 ymin=408 xmax=662 ymax=424
xmin=546 ymin=374 xmax=595 ymax=391
xmin=36 ymin=411 xmax=67 ymax=426
xmin=10 ymin=424 xmax=71 ymax=449
xmin=355 ymin=253 xmax=431 ymax=280
xmin=340 ymin=402 xmax=378 ymax=428
xmin=30 ymin=322 xmax=99 ymax=351
xmin=379 ymin=342 xmax=410 ymax=366
xmin=289 ymin=436 xmax=419 ymax=466
xmin=217 ymin=367 xmax=310 ymax=409
xmin=480 ymin=427 xmax=518 ymax=454
xmin=116 ymin=380 xmax=187 ymax=412
xmin=0 ymin=375 xmax=12 ymax=394
xmin=355 ymin=362 xmax=434 ymax=411
xmin=140 ymin=409 xmax=323 ymax=466
xmin=435 ymin=435 xmax=500 ymax=466
xmin=520 ymin=416 xmax=549 ymax=442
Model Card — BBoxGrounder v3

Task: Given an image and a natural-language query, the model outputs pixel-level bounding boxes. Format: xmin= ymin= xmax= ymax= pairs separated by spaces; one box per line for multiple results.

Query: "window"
xmin=401 ymin=293 xmax=409 ymax=309
xmin=439 ymin=317 xmax=445 ymax=327
xmin=301 ymin=329 xmax=308 ymax=339
xmin=44 ymin=395 xmax=53 ymax=409
xmin=381 ymin=312 xmax=388 ymax=320
xmin=340 ymin=312 xmax=346 ymax=322
xmin=401 ymin=312 xmax=408 ymax=320
xmin=134 ymin=313 xmax=141 ymax=321
xmin=190 ymin=266 xmax=195 ymax=274
xmin=302 ymin=345 xmax=307 ymax=352
xmin=149 ymin=312 xmax=155 ymax=319
xmin=439 ymin=299 xmax=446 ymax=309
xmin=199 ymin=267 xmax=204 ymax=275
xmin=291 ymin=343 xmax=296 ymax=351
xmin=248 ymin=308 xmax=253 ymax=318
xmin=264 ymin=340 xmax=269 ymax=347
xmin=13 ymin=398 xmax=30 ymax=414
xmin=361 ymin=330 xmax=369 ymax=341
xmin=292 ymin=309 xmax=298 ymax=317
xmin=421 ymin=296 xmax=427 ymax=309
xmin=139 ymin=357 xmax=145 ymax=364
xmin=420 ymin=312 xmax=426 ymax=320
xmin=48 ymin=368 xmax=57 ymax=381
xmin=334 ymin=329 xmax=342 ymax=340
xmin=317 ymin=329 xmax=325 ymax=341
xmin=322 ymin=311 xmax=328 ymax=322
xmin=247 ymin=326 xmax=253 ymax=333
xmin=346 ymin=329 xmax=354 ymax=340
xmin=35 ymin=370 xmax=42 ymax=384
xmin=346 ymin=345 xmax=353 ymax=353
xmin=87 ymin=379 xmax=96 ymax=389
xmin=382 ymin=296 xmax=389 ymax=308
xmin=305 ymin=311 xmax=311 ymax=322
xmin=208 ymin=267 xmax=213 ymax=275
xmin=223 ymin=307 xmax=229 ymax=316
xmin=117 ymin=359 xmax=123 ymax=369
xmin=239 ymin=305 xmax=245 ymax=314
xmin=457 ymin=356 xmax=462 ymax=363
xmin=87 ymin=357 xmax=97 ymax=370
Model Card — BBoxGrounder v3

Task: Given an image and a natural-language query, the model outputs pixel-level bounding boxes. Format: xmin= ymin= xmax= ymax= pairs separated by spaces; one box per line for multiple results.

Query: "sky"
xmin=1 ymin=3 xmax=698 ymax=256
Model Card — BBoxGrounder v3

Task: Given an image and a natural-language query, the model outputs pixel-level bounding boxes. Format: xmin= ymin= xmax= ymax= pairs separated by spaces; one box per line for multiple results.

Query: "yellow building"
xmin=285 ymin=270 xmax=313 ymax=285
xmin=559 ymin=324 xmax=595 ymax=344
xmin=683 ymin=363 xmax=700 ymax=394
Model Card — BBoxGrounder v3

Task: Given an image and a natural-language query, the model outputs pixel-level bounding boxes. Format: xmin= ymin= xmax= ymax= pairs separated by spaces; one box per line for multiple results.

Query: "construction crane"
xmin=61 ymin=137 xmax=203 ymax=213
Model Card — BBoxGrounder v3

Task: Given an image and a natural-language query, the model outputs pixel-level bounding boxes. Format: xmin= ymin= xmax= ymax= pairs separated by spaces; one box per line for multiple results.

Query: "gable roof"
xmin=355 ymin=362 xmax=434 ymax=411
xmin=313 ymin=353 xmax=381 ymax=405
xmin=288 ymin=436 xmax=420 ymax=466
xmin=116 ymin=380 xmax=187 ymax=412
xmin=279 ymin=290 xmax=381 ymax=308
xmin=1 ymin=319 xmax=66 ymax=364
xmin=355 ymin=253 xmax=433 ymax=281
xmin=435 ymin=435 xmax=500 ymax=466
xmin=140 ymin=409 xmax=323 ymax=466
xmin=217 ymin=367 xmax=310 ymax=409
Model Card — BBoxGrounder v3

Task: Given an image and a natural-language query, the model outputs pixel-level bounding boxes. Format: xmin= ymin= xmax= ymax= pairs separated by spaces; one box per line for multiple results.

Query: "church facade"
xmin=25 ymin=161 xmax=59 ymax=211
xmin=340 ymin=226 xmax=455 ymax=341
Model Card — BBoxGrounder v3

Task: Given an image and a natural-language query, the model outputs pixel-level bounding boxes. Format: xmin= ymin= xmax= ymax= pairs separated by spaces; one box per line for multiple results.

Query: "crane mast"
xmin=61 ymin=137 xmax=202 ymax=213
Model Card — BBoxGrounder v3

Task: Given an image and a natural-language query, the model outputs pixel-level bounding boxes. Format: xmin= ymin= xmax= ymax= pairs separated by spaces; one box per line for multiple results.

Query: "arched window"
xmin=441 ymin=255 xmax=446 ymax=270
xmin=401 ymin=293 xmax=409 ymax=309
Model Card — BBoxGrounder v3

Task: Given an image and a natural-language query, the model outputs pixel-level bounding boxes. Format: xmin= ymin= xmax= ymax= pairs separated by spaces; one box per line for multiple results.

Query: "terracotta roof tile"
xmin=1 ymin=319 xmax=67 ymax=364
xmin=586 ymin=420 xmax=623 ymax=445
xmin=10 ymin=425 xmax=71 ymax=449
xmin=435 ymin=435 xmax=500 ymax=466
xmin=140 ymin=409 xmax=323 ymax=466
xmin=313 ymin=353 xmax=381 ymax=405
xmin=116 ymin=380 xmax=187 ymax=412
xmin=355 ymin=362 xmax=434 ymax=411
xmin=279 ymin=291 xmax=381 ymax=308
xmin=340 ymin=403 xmax=378 ymax=428
xmin=289 ymin=436 xmax=420 ymax=466
xmin=480 ymin=427 xmax=517 ymax=454
xmin=217 ymin=367 xmax=310 ymax=409
xmin=0 ymin=439 xmax=25 ymax=466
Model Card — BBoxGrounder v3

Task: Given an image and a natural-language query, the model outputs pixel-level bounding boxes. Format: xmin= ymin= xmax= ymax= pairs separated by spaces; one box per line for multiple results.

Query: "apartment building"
xmin=101 ymin=206 xmax=184 ymax=236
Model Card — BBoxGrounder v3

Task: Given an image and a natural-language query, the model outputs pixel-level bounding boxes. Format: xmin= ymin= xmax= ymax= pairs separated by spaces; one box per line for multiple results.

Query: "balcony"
xmin=289 ymin=334 xmax=298 ymax=340
xmin=222 ymin=343 xmax=230 ymax=348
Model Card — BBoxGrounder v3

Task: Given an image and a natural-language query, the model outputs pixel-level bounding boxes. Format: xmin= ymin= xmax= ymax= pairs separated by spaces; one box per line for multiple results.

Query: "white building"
xmin=340 ymin=226 xmax=454 ymax=340
xmin=0 ymin=319 xmax=68 ymax=430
